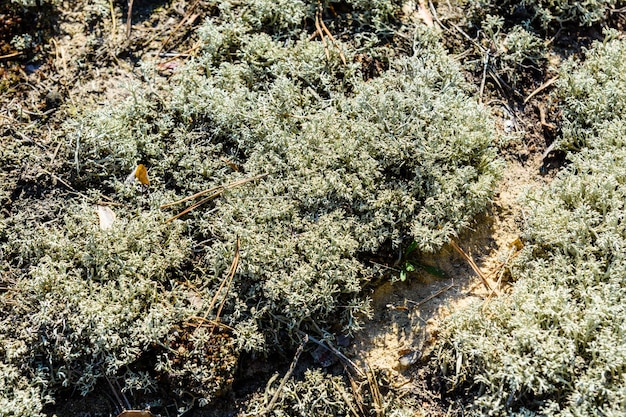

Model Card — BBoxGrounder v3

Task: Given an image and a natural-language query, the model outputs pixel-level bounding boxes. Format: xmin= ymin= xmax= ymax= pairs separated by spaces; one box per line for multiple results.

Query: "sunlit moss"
xmin=437 ymin=37 xmax=626 ymax=416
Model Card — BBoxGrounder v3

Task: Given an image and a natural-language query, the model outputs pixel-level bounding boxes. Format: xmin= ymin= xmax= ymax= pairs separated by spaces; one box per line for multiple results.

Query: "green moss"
xmin=1 ymin=0 xmax=502 ymax=413
xmin=452 ymin=0 xmax=622 ymax=28
xmin=437 ymin=38 xmax=626 ymax=417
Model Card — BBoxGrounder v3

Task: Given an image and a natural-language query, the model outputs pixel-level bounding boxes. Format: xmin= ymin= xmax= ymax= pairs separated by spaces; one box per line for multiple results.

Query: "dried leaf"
xmin=126 ymin=164 xmax=150 ymax=186
xmin=96 ymin=205 xmax=116 ymax=230
xmin=135 ymin=164 xmax=150 ymax=185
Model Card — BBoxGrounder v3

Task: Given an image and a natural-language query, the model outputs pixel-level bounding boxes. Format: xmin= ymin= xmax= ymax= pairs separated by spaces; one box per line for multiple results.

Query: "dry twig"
xmin=524 ymin=75 xmax=559 ymax=104
xmin=407 ymin=282 xmax=455 ymax=308
xmin=0 ymin=52 xmax=21 ymax=60
xmin=261 ymin=335 xmax=309 ymax=416
xmin=332 ymin=379 xmax=361 ymax=417
xmin=450 ymin=240 xmax=494 ymax=293
xmin=315 ymin=0 xmax=347 ymax=65
xmin=161 ymin=173 xmax=267 ymax=223
xmin=126 ymin=0 xmax=133 ymax=37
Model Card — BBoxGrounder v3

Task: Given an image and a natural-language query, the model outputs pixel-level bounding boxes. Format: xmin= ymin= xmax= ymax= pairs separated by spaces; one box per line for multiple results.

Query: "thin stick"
xmin=537 ymin=102 xmax=556 ymax=130
xmin=450 ymin=240 xmax=493 ymax=293
xmin=160 ymin=185 xmax=223 ymax=209
xmin=108 ymin=0 xmax=117 ymax=36
xmin=196 ymin=237 xmax=240 ymax=332
xmin=261 ymin=335 xmax=308 ymax=416
xmin=0 ymin=52 xmax=21 ymax=60
xmin=479 ymin=51 xmax=490 ymax=103
xmin=315 ymin=7 xmax=330 ymax=61
xmin=164 ymin=193 xmax=219 ymax=223
xmin=347 ymin=373 xmax=367 ymax=417
xmin=524 ymin=75 xmax=558 ymax=104
xmin=126 ymin=0 xmax=133 ymax=38
xmin=365 ymin=362 xmax=384 ymax=417
xmin=162 ymin=173 xmax=267 ymax=208
xmin=307 ymin=334 xmax=365 ymax=378
xmin=214 ymin=237 xmax=240 ymax=323
xmin=162 ymin=173 xmax=267 ymax=223
xmin=407 ymin=282 xmax=455 ymax=308
xmin=318 ymin=10 xmax=347 ymax=65
xmin=185 ymin=316 xmax=235 ymax=332
xmin=332 ymin=379 xmax=361 ymax=417
xmin=157 ymin=42 xmax=201 ymax=66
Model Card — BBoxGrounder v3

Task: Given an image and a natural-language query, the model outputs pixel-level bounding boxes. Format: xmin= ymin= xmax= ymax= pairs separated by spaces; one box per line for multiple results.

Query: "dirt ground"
xmin=1 ymin=1 xmax=566 ymax=416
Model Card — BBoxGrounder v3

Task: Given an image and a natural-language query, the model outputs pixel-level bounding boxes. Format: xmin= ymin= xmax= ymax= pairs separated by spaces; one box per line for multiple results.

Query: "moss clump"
xmin=68 ymin=20 xmax=501 ymax=336
xmin=1 ymin=200 xmax=198 ymax=397
xmin=556 ymin=31 xmax=626 ymax=149
xmin=1 ymin=0 xmax=501 ymax=413
xmin=244 ymin=369 xmax=358 ymax=416
xmin=437 ymin=37 xmax=626 ymax=416
xmin=452 ymin=0 xmax=622 ymax=28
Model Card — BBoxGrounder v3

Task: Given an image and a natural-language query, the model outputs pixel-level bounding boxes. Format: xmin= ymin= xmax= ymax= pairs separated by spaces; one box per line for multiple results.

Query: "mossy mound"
xmin=451 ymin=0 xmax=623 ymax=28
xmin=437 ymin=37 xmax=626 ymax=416
xmin=0 ymin=1 xmax=502 ymax=413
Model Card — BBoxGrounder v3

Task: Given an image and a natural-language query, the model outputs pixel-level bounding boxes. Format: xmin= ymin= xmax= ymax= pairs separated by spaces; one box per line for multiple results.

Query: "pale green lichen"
xmin=0 ymin=0 xmax=503 ymax=414
xmin=437 ymin=37 xmax=626 ymax=417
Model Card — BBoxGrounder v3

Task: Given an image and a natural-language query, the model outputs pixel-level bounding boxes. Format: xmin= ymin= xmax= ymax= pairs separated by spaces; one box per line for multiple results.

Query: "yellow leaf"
xmin=125 ymin=164 xmax=150 ymax=186
xmin=135 ymin=163 xmax=150 ymax=185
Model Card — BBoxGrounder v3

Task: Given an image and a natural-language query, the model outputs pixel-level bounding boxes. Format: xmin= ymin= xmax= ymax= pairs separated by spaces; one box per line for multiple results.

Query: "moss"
xmin=556 ymin=34 xmax=626 ymax=149
xmin=451 ymin=0 xmax=622 ymax=29
xmin=437 ymin=38 xmax=626 ymax=417
xmin=1 ymin=0 xmax=502 ymax=413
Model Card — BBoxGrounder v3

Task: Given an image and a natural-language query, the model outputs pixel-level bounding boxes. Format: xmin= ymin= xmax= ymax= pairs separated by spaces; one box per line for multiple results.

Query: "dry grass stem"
xmin=450 ymin=240 xmax=494 ymax=293
xmin=196 ymin=237 xmax=240 ymax=332
xmin=407 ymin=282 xmax=455 ymax=308
xmin=260 ymin=335 xmax=309 ymax=416
xmin=365 ymin=363 xmax=384 ymax=417
xmin=332 ymin=379 xmax=361 ymax=417
xmin=315 ymin=1 xmax=346 ymax=65
xmin=524 ymin=75 xmax=559 ymax=104
xmin=162 ymin=173 xmax=267 ymax=223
